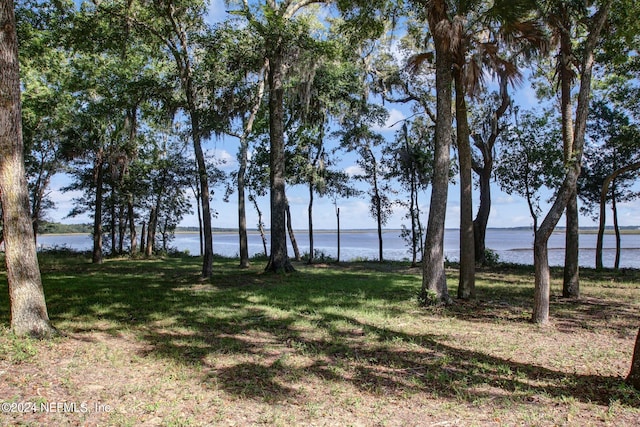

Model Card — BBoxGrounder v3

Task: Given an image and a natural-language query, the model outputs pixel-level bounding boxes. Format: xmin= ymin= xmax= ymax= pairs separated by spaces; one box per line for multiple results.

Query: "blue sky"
xmin=46 ymin=1 xmax=640 ymax=230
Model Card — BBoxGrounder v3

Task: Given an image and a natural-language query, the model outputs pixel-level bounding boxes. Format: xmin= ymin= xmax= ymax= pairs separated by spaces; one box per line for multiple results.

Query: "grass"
xmin=1 ymin=254 xmax=640 ymax=426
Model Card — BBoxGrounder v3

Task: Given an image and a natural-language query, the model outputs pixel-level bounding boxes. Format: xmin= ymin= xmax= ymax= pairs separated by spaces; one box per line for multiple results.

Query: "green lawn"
xmin=1 ymin=254 xmax=639 ymax=426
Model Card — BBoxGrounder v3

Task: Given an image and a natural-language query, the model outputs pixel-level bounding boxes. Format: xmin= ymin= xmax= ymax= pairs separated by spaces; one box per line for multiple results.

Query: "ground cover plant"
xmin=1 ymin=254 xmax=639 ymax=426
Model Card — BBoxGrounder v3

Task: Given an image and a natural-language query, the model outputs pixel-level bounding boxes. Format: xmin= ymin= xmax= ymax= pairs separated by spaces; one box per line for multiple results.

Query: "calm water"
xmin=36 ymin=228 xmax=640 ymax=269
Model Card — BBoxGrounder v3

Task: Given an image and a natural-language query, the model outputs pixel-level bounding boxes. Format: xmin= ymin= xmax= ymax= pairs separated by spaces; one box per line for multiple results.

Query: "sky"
xmin=44 ymin=1 xmax=640 ymax=231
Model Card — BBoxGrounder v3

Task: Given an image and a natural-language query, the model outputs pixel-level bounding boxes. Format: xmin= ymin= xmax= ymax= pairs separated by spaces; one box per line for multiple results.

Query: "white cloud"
xmin=344 ymin=164 xmax=364 ymax=177
xmin=372 ymin=108 xmax=405 ymax=133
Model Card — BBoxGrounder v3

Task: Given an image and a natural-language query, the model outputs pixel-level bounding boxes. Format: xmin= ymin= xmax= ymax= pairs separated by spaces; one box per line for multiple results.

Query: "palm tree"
xmin=414 ymin=0 xmax=545 ymax=302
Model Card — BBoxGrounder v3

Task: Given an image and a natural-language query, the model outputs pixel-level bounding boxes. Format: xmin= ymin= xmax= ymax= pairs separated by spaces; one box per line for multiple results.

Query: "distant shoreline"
xmin=38 ymin=227 xmax=640 ymax=236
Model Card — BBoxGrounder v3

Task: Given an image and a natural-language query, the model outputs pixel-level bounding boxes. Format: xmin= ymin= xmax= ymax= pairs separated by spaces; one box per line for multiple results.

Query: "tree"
xmin=0 ymin=0 xmax=56 ymax=337
xmin=384 ymin=119 xmax=433 ymax=266
xmin=96 ymin=0 xmax=218 ymax=277
xmin=581 ymin=100 xmax=640 ymax=269
xmin=17 ymin=1 xmax=74 ymax=237
xmin=496 ymin=110 xmax=564 ymax=232
xmin=470 ymin=86 xmax=510 ymax=265
xmin=531 ymin=0 xmax=612 ymax=324
xmin=412 ymin=0 xmax=454 ymax=305
xmin=236 ymin=0 xmax=333 ymax=273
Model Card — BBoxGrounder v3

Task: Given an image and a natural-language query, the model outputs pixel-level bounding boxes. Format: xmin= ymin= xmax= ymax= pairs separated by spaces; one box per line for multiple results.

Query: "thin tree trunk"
xmin=336 ymin=205 xmax=341 ymax=263
xmin=140 ymin=221 xmax=146 ymax=254
xmin=92 ymin=155 xmax=104 ymax=264
xmin=250 ymin=195 xmax=268 ymax=257
xmin=563 ymin=189 xmax=580 ymax=297
xmin=308 ymin=181 xmax=314 ymax=263
xmin=118 ymin=203 xmax=126 ymax=255
xmin=110 ymin=191 xmax=117 ymax=257
xmin=0 ymin=0 xmax=56 ymax=337
xmin=238 ymin=61 xmax=267 ymax=268
xmin=265 ymin=51 xmax=294 ymax=272
xmin=145 ymin=206 xmax=156 ymax=257
xmin=596 ymin=161 xmax=640 ymax=268
xmin=421 ymin=2 xmax=453 ymax=304
xmin=410 ymin=169 xmax=418 ymax=267
xmin=370 ymin=151 xmax=383 ymax=263
xmin=285 ymin=199 xmax=301 ymax=261
xmin=454 ymin=70 xmax=475 ymax=299
xmin=612 ymin=189 xmax=621 ymax=269
xmin=128 ymin=196 xmax=137 ymax=255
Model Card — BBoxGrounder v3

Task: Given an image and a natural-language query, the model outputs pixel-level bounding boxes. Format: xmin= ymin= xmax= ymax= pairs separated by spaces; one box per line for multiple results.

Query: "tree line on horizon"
xmin=2 ymin=0 xmax=640 ymax=388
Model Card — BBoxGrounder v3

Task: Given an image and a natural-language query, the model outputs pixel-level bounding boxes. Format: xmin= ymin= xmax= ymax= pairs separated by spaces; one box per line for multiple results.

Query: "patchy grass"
xmin=1 ymin=255 xmax=639 ymax=426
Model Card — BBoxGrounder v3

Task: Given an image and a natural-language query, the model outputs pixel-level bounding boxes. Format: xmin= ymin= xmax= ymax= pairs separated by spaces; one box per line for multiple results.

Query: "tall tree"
xmin=412 ymin=0 xmax=454 ymax=305
xmin=96 ymin=0 xmax=218 ymax=277
xmin=532 ymin=0 xmax=611 ymax=324
xmin=581 ymin=100 xmax=640 ymax=269
xmin=236 ymin=0 xmax=332 ymax=273
xmin=0 ymin=0 xmax=56 ymax=337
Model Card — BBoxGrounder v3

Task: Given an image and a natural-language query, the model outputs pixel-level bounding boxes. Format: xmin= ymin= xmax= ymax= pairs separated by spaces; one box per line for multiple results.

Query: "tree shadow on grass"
xmin=4 ymin=256 xmax=638 ymax=409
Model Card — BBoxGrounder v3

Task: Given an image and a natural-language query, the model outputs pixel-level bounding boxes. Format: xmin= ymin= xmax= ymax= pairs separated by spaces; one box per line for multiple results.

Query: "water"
xmin=36 ymin=228 xmax=640 ymax=269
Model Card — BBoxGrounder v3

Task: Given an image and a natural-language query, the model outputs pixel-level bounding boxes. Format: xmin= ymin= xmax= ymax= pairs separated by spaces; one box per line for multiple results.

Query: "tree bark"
xmin=265 ymin=51 xmax=294 ymax=273
xmin=92 ymin=155 xmax=104 ymax=264
xmin=627 ymin=328 xmax=640 ymax=390
xmin=421 ymin=0 xmax=453 ymax=304
xmin=563 ymin=189 xmax=580 ymax=297
xmin=559 ymin=7 xmax=580 ymax=299
xmin=128 ymin=196 xmax=137 ymax=255
xmin=0 ymin=1 xmax=56 ymax=337
xmin=533 ymin=0 xmax=611 ymax=324
xmin=237 ymin=61 xmax=267 ymax=268
xmin=472 ymin=76 xmax=508 ymax=265
xmin=596 ymin=161 xmax=640 ymax=269
xmin=285 ymin=199 xmax=301 ymax=261
xmin=612 ymin=189 xmax=621 ymax=270
xmin=454 ymin=70 xmax=475 ymax=299
xmin=308 ymin=180 xmax=315 ymax=263
xmin=336 ymin=205 xmax=341 ymax=263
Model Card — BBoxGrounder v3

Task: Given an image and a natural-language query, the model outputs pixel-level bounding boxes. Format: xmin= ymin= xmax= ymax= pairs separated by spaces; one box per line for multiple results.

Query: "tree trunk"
xmin=128 ymin=196 xmax=137 ymax=255
xmin=92 ymin=155 xmax=104 ymax=264
xmin=140 ymin=221 xmax=146 ymax=254
xmin=336 ymin=206 xmax=341 ymax=263
xmin=563 ymin=189 xmax=580 ymax=297
xmin=308 ymin=181 xmax=314 ymax=264
xmin=454 ymin=70 xmax=475 ymax=299
xmin=626 ymin=328 xmax=640 ymax=390
xmin=110 ymin=191 xmax=117 ymax=257
xmin=370 ymin=153 xmax=383 ymax=263
xmin=532 ymin=0 xmax=611 ymax=324
xmin=473 ymin=167 xmax=491 ymax=265
xmin=145 ymin=206 xmax=157 ymax=257
xmin=237 ymin=61 xmax=267 ymax=268
xmin=421 ymin=2 xmax=453 ymax=304
xmin=596 ymin=161 xmax=640 ymax=269
xmin=410 ymin=169 xmax=418 ymax=267
xmin=250 ymin=195 xmax=268 ymax=257
xmin=238 ymin=140 xmax=250 ymax=268
xmin=612 ymin=190 xmax=621 ymax=270
xmin=265 ymin=51 xmax=294 ymax=273
xmin=285 ymin=199 xmax=301 ymax=261
xmin=0 ymin=1 xmax=56 ymax=337
xmin=189 ymin=114 xmax=214 ymax=277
